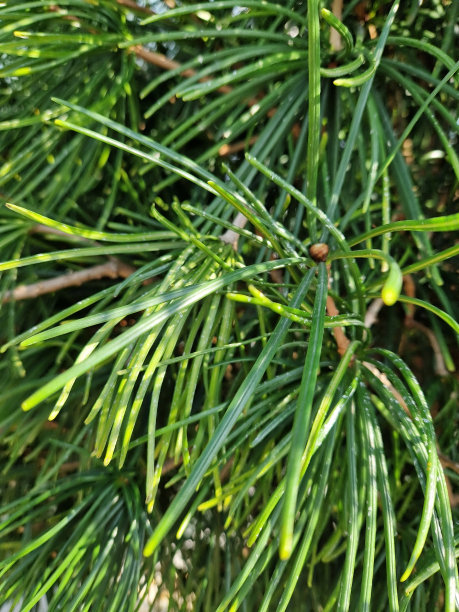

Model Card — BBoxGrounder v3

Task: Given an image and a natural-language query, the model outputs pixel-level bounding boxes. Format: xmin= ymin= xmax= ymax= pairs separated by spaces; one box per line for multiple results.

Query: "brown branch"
xmin=2 ymin=259 xmax=136 ymax=303
xmin=220 ymin=212 xmax=248 ymax=251
xmin=132 ymin=45 xmax=233 ymax=94
xmin=326 ymin=265 xmax=350 ymax=357
xmin=325 ymin=266 xmax=409 ymax=412
xmin=326 ymin=294 xmax=351 ymax=356
xmin=364 ymin=298 xmax=384 ymax=328
xmin=161 ymin=454 xmax=184 ymax=477
xmin=116 ymin=0 xmax=156 ymax=15
xmin=131 ymin=45 xmax=195 ymax=77
xmin=399 ymin=274 xmax=448 ymax=376
xmin=362 ymin=360 xmax=409 ymax=414
xmin=441 ymin=465 xmax=459 ymax=508
xmin=439 ymin=452 xmax=459 ymax=475
xmin=403 ymin=274 xmax=416 ymax=317
xmin=330 ymin=0 xmax=344 ymax=51
xmin=132 ymin=33 xmax=308 ymax=153
xmin=218 ymin=136 xmax=258 ymax=157
xmin=403 ymin=318 xmax=448 ymax=377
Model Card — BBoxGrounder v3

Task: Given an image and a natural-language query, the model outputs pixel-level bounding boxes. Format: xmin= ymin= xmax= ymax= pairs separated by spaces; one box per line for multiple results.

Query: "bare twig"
xmin=439 ymin=451 xmax=459 ymax=475
xmin=326 ymin=293 xmax=351 ymax=356
xmin=403 ymin=318 xmax=448 ymax=377
xmin=218 ymin=136 xmax=258 ymax=157
xmin=220 ymin=211 xmax=249 ymax=251
xmin=441 ymin=466 xmax=459 ymax=508
xmin=131 ymin=45 xmax=195 ymax=78
xmin=326 ymin=267 xmax=409 ymax=412
xmin=362 ymin=360 xmax=410 ymax=414
xmin=326 ymin=265 xmax=350 ymax=356
xmin=3 ymin=222 xmax=136 ymax=302
xmin=364 ymin=298 xmax=384 ymax=328
xmin=161 ymin=454 xmax=184 ymax=477
xmin=399 ymin=273 xmax=448 ymax=376
xmin=330 ymin=0 xmax=344 ymax=51
xmin=2 ymin=259 xmax=136 ymax=303
xmin=403 ymin=274 xmax=416 ymax=317
xmin=132 ymin=45 xmax=233 ymax=94
xmin=116 ymin=0 xmax=156 ymax=15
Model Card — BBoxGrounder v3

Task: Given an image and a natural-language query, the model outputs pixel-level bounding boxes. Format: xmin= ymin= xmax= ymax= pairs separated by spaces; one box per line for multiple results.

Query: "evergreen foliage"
xmin=0 ymin=1 xmax=458 ymax=610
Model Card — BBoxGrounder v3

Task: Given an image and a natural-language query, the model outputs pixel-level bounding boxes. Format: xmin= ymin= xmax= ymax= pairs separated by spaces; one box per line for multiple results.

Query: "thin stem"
xmin=2 ymin=260 xmax=136 ymax=303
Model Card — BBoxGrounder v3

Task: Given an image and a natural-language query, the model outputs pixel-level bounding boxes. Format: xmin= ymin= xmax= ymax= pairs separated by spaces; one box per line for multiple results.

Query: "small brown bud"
xmin=309 ymin=243 xmax=329 ymax=262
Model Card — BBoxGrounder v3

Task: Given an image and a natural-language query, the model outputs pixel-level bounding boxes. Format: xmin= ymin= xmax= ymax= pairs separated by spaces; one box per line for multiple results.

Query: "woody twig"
xmin=325 ymin=264 xmax=409 ymax=412
xmin=326 ymin=264 xmax=350 ymax=356
xmin=400 ymin=274 xmax=448 ymax=376
xmin=329 ymin=0 xmax=344 ymax=51
xmin=2 ymin=259 xmax=135 ymax=303
xmin=2 ymin=224 xmax=136 ymax=303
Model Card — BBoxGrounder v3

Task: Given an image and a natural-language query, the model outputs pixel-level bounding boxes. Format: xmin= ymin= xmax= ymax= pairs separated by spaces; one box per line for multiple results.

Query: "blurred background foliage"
xmin=0 ymin=0 xmax=458 ymax=610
